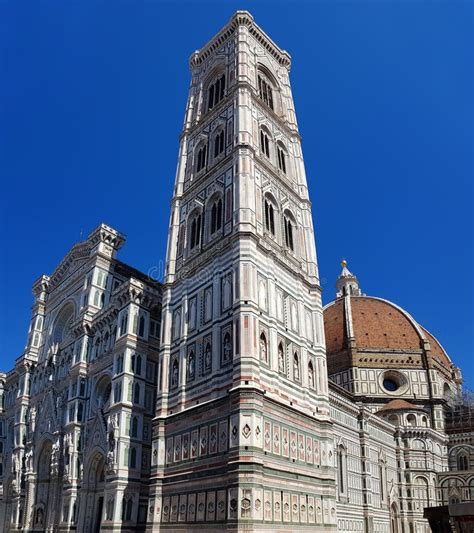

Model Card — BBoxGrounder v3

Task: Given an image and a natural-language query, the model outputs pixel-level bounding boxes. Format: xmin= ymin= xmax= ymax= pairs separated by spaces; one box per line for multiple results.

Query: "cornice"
xmin=189 ymin=11 xmax=291 ymax=70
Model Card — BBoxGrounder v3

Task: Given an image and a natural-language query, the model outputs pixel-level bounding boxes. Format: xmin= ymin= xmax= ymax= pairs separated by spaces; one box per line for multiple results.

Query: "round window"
xmin=383 ymin=378 xmax=399 ymax=392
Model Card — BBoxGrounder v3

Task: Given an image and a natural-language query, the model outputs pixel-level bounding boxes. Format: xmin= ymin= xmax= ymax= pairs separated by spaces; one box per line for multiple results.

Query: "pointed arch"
xmin=259 ymin=332 xmax=268 ymax=364
xmin=308 ymin=360 xmax=315 ymax=389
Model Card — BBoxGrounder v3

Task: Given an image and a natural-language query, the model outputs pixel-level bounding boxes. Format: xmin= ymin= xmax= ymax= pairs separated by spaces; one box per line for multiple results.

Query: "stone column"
xmin=24 ymin=472 xmax=37 ymax=530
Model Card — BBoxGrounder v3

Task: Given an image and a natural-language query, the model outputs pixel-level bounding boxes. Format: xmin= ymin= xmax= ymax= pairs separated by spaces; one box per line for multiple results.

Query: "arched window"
xmin=131 ymin=416 xmax=138 ymax=438
xmin=406 ymin=414 xmax=416 ymax=427
xmin=136 ymin=354 xmax=142 ymax=375
xmin=258 ymin=74 xmax=274 ymax=110
xmin=277 ymin=144 xmax=287 ymax=173
xmin=122 ymin=495 xmax=133 ymax=521
xmin=337 ymin=445 xmax=348 ymax=498
xmin=259 ymin=332 xmax=268 ymax=364
xmin=196 ymin=144 xmax=207 ymax=173
xmin=379 ymin=461 xmax=387 ymax=503
xmin=210 ymin=197 xmax=223 ymax=235
xmin=283 ymin=213 xmax=295 ymax=251
xmin=130 ymin=447 xmax=137 ymax=468
xmin=208 ymin=73 xmax=226 ymax=111
xmin=308 ymin=361 xmax=315 ymax=389
xmin=457 ymin=453 xmax=469 ymax=471
xmin=77 ymin=402 xmax=83 ymax=422
xmin=133 ymin=383 xmax=140 ymax=404
xmin=138 ymin=315 xmax=145 ymax=337
xmin=388 ymin=415 xmax=399 ymax=425
xmin=260 ymin=128 xmax=271 ymax=158
xmin=264 ymin=197 xmax=275 ymax=235
xmin=119 ymin=312 xmax=128 ymax=337
xmin=189 ymin=211 xmax=202 ymax=250
xmin=214 ymin=129 xmax=225 ymax=158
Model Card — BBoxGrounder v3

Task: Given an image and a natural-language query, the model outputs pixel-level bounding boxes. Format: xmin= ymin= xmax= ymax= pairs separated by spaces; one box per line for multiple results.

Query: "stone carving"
xmin=25 ymin=448 xmax=34 ymax=473
xmin=188 ymin=351 xmax=195 ymax=379
xmin=205 ymin=343 xmax=212 ymax=370
xmin=294 ymin=354 xmax=300 ymax=380
xmin=260 ymin=335 xmax=267 ymax=363
xmin=171 ymin=360 xmax=179 ymax=388
xmin=223 ymin=333 xmax=232 ymax=363
xmin=278 ymin=344 xmax=285 ymax=373
xmin=50 ymin=438 xmax=60 ymax=476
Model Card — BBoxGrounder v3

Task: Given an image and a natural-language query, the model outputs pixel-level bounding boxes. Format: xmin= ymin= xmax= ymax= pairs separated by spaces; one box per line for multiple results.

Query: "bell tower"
xmin=149 ymin=11 xmax=336 ymax=531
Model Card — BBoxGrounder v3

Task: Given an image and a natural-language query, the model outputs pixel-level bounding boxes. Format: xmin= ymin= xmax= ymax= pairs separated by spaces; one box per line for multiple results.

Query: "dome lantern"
xmin=336 ymin=259 xmax=362 ymax=298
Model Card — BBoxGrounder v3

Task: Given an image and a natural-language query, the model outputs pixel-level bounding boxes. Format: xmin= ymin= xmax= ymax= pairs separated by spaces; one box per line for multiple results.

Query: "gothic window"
xmin=208 ymin=73 xmax=226 ymax=110
xmin=222 ymin=275 xmax=232 ymax=310
xmin=130 ymin=447 xmax=137 ymax=468
xmin=260 ymin=128 xmax=271 ymax=158
xmin=80 ymin=378 xmax=86 ymax=396
xmin=264 ymin=198 xmax=276 ymax=235
xmin=77 ymin=402 xmax=83 ymax=422
xmin=308 ymin=361 xmax=315 ymax=389
xmin=133 ymin=383 xmax=140 ymax=404
xmin=131 ymin=416 xmax=138 ymax=438
xmin=116 ymin=355 xmax=124 ymax=374
xmin=283 ymin=212 xmax=295 ymax=251
xmin=457 ymin=453 xmax=469 ymax=471
xmin=114 ymin=383 xmax=121 ymax=403
xmin=293 ymin=352 xmax=300 ymax=381
xmin=138 ymin=315 xmax=145 ymax=337
xmin=189 ymin=211 xmax=202 ymax=250
xmin=278 ymin=342 xmax=285 ymax=374
xmin=136 ymin=354 xmax=142 ymax=375
xmin=379 ymin=462 xmax=387 ymax=504
xmin=122 ymin=495 xmax=133 ymax=521
xmin=130 ymin=354 xmax=135 ymax=373
xmin=196 ymin=144 xmax=207 ymax=173
xmin=119 ymin=312 xmax=128 ymax=337
xmin=337 ymin=445 xmax=348 ymax=499
xmin=210 ymin=196 xmax=223 ymax=235
xmin=214 ymin=129 xmax=225 ymax=158
xmin=259 ymin=332 xmax=268 ymax=364
xmin=277 ymin=144 xmax=287 ymax=173
xmin=258 ymin=74 xmax=274 ymax=110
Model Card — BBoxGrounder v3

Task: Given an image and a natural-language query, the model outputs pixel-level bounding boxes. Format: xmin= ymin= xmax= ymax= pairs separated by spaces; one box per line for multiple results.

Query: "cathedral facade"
xmin=0 ymin=11 xmax=469 ymax=533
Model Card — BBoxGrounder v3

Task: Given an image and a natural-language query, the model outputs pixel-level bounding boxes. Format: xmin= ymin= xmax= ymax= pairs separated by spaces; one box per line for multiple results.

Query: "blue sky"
xmin=1 ymin=1 xmax=473 ymax=384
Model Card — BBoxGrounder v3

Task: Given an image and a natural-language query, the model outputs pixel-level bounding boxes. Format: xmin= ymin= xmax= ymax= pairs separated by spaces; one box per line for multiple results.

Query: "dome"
xmin=323 ymin=262 xmax=455 ymax=379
